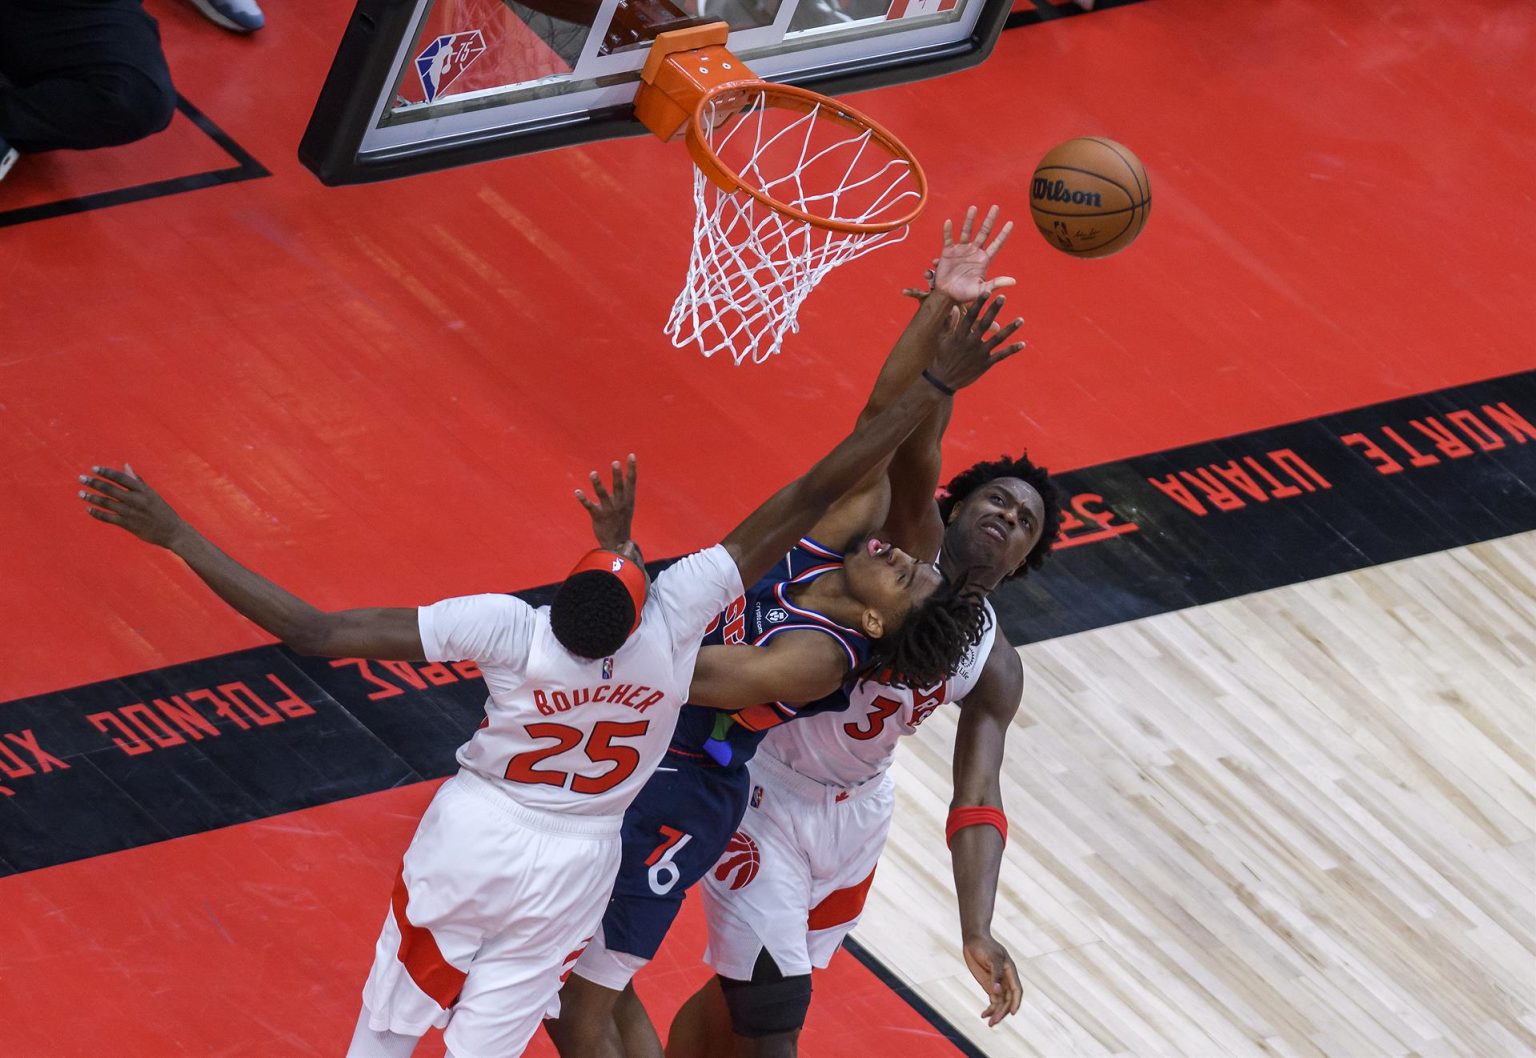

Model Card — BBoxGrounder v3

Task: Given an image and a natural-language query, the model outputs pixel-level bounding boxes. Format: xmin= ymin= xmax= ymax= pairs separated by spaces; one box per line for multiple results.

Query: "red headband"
xmin=566 ymin=549 xmax=648 ymax=636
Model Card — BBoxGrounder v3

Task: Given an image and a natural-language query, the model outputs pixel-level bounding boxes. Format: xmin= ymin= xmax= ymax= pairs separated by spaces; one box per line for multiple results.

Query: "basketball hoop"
xmin=636 ymin=26 xmax=928 ymax=364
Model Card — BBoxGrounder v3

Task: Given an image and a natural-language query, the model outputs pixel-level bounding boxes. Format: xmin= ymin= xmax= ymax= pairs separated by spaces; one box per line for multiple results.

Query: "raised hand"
xmin=930 ymin=205 xmax=1015 ymax=303
xmin=574 ymin=453 xmax=638 ymax=554
xmin=924 ymin=294 xmax=1026 ymax=394
xmin=962 ymin=934 xmax=1024 ymax=1027
xmin=78 ymin=464 xmax=189 ymax=549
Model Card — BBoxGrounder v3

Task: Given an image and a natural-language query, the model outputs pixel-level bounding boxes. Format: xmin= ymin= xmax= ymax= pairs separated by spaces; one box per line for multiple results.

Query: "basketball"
xmin=1029 ymin=136 xmax=1150 ymax=258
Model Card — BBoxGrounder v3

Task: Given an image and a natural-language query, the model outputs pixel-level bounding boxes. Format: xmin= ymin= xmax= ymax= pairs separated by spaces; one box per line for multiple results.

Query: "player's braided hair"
xmin=936 ymin=452 xmax=1063 ymax=581
xmin=857 ymin=574 xmax=989 ymax=690
xmin=550 ymin=570 xmax=635 ymax=659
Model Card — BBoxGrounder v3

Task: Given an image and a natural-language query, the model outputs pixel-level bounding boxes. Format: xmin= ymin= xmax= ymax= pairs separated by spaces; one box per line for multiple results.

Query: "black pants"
xmin=0 ymin=0 xmax=176 ymax=152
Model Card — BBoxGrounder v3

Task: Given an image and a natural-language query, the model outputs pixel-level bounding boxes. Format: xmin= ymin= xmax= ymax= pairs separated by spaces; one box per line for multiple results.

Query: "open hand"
xmin=924 ymin=294 xmax=1026 ymax=393
xmin=962 ymin=933 xmax=1023 ymax=1027
xmin=906 ymin=205 xmax=1015 ymax=303
xmin=78 ymin=464 xmax=189 ymax=549
xmin=575 ymin=454 xmax=638 ymax=555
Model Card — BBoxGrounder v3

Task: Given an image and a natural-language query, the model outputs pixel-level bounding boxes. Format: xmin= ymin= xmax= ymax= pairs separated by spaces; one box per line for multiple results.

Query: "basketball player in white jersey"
xmin=666 ymin=246 xmax=1064 ymax=1056
xmin=76 ymin=297 xmax=1021 ymax=1058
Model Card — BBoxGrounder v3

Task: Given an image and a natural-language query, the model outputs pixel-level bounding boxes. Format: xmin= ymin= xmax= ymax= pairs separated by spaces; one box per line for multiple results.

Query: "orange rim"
xmin=684 ymin=82 xmax=928 ymax=234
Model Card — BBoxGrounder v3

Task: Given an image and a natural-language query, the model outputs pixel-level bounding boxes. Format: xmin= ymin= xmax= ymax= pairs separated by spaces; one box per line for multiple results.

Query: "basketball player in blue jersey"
xmin=546 ymin=207 xmax=1026 ymax=1058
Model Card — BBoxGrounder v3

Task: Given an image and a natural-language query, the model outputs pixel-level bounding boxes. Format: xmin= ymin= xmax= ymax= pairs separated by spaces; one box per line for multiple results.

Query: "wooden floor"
xmin=866 ymin=533 xmax=1536 ymax=1058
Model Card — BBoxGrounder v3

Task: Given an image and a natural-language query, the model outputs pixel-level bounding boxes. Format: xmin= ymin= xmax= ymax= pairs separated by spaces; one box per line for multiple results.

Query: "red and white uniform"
xmin=700 ymin=601 xmax=997 ymax=979
xmin=362 ymin=545 xmax=742 ymax=1057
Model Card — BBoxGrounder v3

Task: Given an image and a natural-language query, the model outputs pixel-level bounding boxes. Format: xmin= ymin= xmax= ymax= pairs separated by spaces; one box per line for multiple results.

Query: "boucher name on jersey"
xmin=761 ymin=600 xmax=997 ymax=788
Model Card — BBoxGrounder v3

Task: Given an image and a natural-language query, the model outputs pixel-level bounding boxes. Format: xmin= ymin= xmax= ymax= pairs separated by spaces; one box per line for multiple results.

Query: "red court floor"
xmin=1 ymin=0 xmax=1532 ymax=1055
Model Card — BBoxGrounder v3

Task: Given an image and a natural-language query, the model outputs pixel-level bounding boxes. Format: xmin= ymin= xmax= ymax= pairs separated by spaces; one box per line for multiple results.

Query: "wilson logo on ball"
xmin=713 ymin=831 xmax=762 ymax=890
xmin=1031 ymin=178 xmax=1103 ymax=207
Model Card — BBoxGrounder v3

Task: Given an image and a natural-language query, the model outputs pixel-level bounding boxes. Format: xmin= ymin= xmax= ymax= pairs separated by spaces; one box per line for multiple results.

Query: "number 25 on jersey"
xmin=505 ymin=721 xmax=649 ymax=795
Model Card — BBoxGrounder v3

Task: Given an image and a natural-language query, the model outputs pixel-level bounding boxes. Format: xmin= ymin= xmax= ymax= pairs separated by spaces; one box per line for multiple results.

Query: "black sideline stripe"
xmin=0 ymin=96 xmax=269 ymax=229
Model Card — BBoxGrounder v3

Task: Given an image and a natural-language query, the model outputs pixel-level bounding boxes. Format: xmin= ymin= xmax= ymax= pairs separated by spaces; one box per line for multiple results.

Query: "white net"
xmin=666 ymin=87 xmax=924 ymax=365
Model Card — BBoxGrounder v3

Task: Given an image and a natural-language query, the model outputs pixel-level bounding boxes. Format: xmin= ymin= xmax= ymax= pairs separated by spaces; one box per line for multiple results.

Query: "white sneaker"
xmin=0 ymin=141 xmax=17 ymax=184
xmin=182 ymin=0 xmax=264 ymax=32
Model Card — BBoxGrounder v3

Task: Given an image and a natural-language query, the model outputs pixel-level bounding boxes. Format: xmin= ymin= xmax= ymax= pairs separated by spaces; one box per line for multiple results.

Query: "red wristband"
xmin=945 ymin=806 xmax=1007 ymax=848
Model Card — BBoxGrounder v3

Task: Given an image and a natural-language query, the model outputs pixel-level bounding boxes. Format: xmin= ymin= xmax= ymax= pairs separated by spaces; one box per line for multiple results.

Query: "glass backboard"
xmin=300 ymin=0 xmax=1009 ymax=184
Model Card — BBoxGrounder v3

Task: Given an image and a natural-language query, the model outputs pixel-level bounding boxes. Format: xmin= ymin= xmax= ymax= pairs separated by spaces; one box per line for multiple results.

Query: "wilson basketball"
xmin=1030 ymin=137 xmax=1150 ymax=258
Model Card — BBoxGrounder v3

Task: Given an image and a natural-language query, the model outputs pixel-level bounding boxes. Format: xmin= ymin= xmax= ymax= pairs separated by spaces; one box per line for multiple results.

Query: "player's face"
xmin=943 ymin=476 xmax=1045 ymax=584
xmin=843 ymin=536 xmax=945 ymax=638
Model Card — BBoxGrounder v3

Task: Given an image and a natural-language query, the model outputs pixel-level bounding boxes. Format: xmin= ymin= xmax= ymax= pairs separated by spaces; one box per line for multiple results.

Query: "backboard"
xmin=299 ymin=0 xmax=1010 ymax=184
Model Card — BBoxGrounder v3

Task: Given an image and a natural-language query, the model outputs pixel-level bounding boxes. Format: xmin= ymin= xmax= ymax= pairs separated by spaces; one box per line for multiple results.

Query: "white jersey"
xmin=761 ymin=600 xmax=998 ymax=787
xmin=419 ymin=545 xmax=743 ymax=820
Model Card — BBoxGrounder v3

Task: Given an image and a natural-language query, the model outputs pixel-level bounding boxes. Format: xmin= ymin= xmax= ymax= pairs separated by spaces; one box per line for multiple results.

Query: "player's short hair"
xmin=858 ymin=574 xmax=989 ymax=690
xmin=936 ymin=452 xmax=1063 ymax=580
xmin=550 ymin=570 xmax=636 ymax=659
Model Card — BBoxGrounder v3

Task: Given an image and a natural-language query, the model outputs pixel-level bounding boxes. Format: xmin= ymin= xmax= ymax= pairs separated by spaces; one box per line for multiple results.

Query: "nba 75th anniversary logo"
xmin=415 ymin=31 xmax=485 ymax=103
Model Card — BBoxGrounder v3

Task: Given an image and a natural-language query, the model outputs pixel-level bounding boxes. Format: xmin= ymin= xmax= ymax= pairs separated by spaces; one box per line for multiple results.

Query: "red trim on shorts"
xmin=391 ymin=867 xmax=466 ymax=1010
xmin=807 ymin=867 xmax=877 ymax=931
xmin=558 ymin=936 xmax=594 ymax=983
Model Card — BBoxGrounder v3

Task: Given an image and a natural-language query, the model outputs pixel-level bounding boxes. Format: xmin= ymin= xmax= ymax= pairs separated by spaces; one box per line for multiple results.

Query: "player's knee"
xmin=717 ymin=952 xmax=811 ymax=1039
xmin=78 ymin=65 xmax=176 ymax=147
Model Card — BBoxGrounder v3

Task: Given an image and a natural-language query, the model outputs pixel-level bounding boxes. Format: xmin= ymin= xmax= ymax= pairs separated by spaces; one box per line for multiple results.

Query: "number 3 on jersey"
xmin=844 ymin=694 xmax=901 ymax=741
xmin=505 ymin=720 xmax=649 ymax=795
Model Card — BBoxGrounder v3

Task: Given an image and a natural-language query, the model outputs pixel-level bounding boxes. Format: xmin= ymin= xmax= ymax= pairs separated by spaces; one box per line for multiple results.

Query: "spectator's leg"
xmin=0 ymin=0 xmax=176 ymax=153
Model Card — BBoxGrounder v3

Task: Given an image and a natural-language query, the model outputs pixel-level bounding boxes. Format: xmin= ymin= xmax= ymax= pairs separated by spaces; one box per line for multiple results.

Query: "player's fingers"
xmin=85 ymin=506 xmax=124 ymax=527
xmin=985 ymin=275 xmax=1017 ymax=293
xmin=985 ymin=218 xmax=1014 ymax=257
xmin=609 ymin=460 xmax=626 ymax=498
xmin=574 ymin=489 xmax=598 ymax=512
xmin=78 ymin=489 xmax=120 ymax=510
xmin=991 ymin=340 xmax=1027 ymax=364
xmin=589 ymin=470 xmax=611 ymax=504
xmin=958 ymin=204 xmax=977 ymax=245
xmin=942 ymin=218 xmax=954 ymax=247
xmin=79 ymin=473 xmax=130 ymax=500
xmin=1003 ymin=960 xmax=1023 ymax=1016
xmin=975 ymin=204 xmax=997 ymax=246
xmin=91 ymin=466 xmax=140 ymax=490
xmin=901 ymin=288 xmax=929 ymax=300
xmin=985 ymin=317 xmax=1025 ymax=350
xmin=975 ymin=294 xmax=1005 ymax=334
xmin=625 ymin=453 xmax=637 ymax=492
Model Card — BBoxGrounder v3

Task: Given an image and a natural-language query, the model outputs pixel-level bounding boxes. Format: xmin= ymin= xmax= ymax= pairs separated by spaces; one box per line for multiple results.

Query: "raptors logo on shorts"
xmin=713 ymin=831 xmax=761 ymax=890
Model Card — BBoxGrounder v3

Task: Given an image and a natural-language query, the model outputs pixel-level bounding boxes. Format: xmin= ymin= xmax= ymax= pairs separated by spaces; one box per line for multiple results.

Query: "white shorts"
xmin=700 ymin=752 xmax=894 ymax=980
xmin=361 ymin=770 xmax=621 ymax=1058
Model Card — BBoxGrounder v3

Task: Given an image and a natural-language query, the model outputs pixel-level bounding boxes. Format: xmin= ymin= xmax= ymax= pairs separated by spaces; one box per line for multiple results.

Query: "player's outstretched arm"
xmin=885 ymin=207 xmax=1024 ymax=560
xmin=78 ymin=465 xmax=425 ymax=660
xmin=804 ymin=206 xmax=1018 ymax=549
xmin=723 ymin=293 xmax=1023 ymax=588
xmin=950 ymin=634 xmax=1026 ymax=1026
xmin=687 ymin=635 xmax=852 ymax=710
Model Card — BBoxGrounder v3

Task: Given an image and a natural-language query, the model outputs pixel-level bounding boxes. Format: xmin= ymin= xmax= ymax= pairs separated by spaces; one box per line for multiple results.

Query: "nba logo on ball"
xmin=1030 ymin=136 xmax=1151 ymax=258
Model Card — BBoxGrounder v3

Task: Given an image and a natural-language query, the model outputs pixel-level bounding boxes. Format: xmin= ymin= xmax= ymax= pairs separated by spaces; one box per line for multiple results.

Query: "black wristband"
xmin=922 ymin=369 xmax=956 ymax=396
